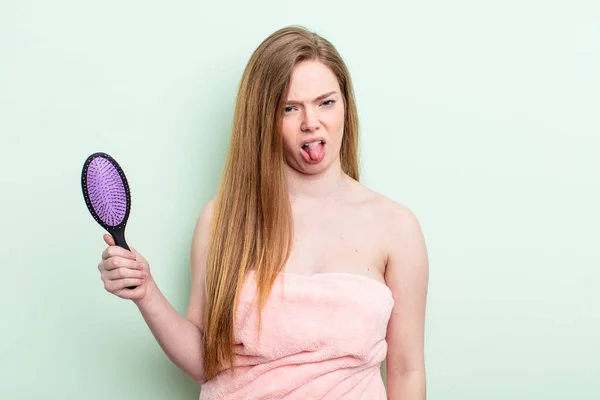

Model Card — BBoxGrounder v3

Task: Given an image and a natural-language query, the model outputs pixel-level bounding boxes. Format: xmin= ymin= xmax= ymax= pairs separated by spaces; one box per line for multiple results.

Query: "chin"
xmin=298 ymin=158 xmax=334 ymax=175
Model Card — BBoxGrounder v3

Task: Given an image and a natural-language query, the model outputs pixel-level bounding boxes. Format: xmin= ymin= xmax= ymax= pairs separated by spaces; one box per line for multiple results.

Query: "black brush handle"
xmin=111 ymin=227 xmax=137 ymax=290
xmin=112 ymin=227 xmax=129 ymax=250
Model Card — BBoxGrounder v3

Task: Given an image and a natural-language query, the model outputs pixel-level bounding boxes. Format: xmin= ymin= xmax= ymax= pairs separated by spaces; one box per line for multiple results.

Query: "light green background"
xmin=1 ymin=1 xmax=599 ymax=399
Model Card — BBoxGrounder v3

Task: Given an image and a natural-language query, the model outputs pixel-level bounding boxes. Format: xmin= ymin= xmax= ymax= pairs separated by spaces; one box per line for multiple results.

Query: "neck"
xmin=284 ymin=159 xmax=348 ymax=200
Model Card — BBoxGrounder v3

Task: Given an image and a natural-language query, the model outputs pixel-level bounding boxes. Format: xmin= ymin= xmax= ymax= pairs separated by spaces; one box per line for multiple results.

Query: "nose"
xmin=301 ymin=108 xmax=320 ymax=132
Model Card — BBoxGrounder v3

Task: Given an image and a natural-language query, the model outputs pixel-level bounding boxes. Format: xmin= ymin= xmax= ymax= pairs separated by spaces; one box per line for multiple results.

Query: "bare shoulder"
xmin=378 ymin=193 xmax=429 ymax=277
xmin=350 ymin=179 xmax=422 ymax=235
xmin=191 ymin=198 xmax=216 ymax=262
xmin=185 ymin=198 xmax=216 ymax=330
xmin=349 ymin=180 xmax=428 ymax=273
xmin=197 ymin=197 xmax=216 ymax=229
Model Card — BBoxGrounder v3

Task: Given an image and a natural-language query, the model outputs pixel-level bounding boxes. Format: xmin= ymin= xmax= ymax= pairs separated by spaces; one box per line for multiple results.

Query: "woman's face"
xmin=280 ymin=60 xmax=345 ymax=175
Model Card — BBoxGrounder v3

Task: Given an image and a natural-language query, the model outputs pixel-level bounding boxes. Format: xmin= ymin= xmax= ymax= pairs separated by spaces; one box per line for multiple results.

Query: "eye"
xmin=284 ymin=106 xmax=295 ymax=113
xmin=321 ymin=99 xmax=336 ymax=107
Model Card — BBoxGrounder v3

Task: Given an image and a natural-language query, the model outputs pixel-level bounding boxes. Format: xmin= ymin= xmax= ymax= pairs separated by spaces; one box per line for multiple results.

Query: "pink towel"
xmin=199 ymin=270 xmax=394 ymax=400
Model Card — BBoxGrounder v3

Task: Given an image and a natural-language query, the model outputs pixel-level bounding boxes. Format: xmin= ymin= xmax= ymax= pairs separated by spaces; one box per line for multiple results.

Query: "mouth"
xmin=300 ymin=138 xmax=326 ymax=163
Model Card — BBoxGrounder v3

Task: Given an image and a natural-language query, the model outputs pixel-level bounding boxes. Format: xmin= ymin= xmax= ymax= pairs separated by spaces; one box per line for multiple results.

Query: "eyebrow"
xmin=286 ymin=91 xmax=338 ymax=105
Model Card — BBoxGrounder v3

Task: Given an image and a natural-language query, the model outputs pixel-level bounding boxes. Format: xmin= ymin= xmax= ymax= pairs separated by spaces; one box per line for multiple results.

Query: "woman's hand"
xmin=98 ymin=234 xmax=152 ymax=301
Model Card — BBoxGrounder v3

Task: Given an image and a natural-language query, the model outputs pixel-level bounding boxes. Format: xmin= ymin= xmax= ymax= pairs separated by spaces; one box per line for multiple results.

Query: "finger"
xmin=129 ymin=246 xmax=140 ymax=260
xmin=114 ymin=285 xmax=144 ymax=300
xmin=101 ymin=245 xmax=137 ymax=261
xmin=105 ymin=267 xmax=146 ymax=281
xmin=108 ymin=278 xmax=145 ymax=292
xmin=100 ymin=257 xmax=143 ymax=272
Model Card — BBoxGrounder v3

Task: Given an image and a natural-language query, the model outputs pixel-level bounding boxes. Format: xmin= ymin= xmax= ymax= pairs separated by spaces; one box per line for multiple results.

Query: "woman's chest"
xmin=284 ymin=205 xmax=389 ymax=278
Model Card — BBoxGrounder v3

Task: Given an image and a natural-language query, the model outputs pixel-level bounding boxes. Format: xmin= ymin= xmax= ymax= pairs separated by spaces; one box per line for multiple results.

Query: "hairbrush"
xmin=81 ymin=152 xmax=136 ymax=289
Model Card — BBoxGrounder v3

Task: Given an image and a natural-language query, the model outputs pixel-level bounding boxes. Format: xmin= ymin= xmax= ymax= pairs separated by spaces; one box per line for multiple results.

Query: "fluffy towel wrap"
xmin=199 ymin=270 xmax=394 ymax=399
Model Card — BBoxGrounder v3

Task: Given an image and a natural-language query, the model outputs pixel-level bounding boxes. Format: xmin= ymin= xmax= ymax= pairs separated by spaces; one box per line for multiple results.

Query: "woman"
xmin=98 ymin=26 xmax=429 ymax=399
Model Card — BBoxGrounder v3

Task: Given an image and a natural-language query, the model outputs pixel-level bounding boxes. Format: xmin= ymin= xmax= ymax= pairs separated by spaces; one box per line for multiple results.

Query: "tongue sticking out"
xmin=304 ymin=142 xmax=325 ymax=162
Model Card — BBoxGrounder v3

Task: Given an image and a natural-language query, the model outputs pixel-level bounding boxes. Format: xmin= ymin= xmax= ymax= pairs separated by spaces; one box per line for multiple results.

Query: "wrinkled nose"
xmin=301 ymin=109 xmax=320 ymax=132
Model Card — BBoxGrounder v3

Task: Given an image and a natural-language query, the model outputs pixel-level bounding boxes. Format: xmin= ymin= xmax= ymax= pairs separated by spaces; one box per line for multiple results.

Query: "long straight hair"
xmin=202 ymin=25 xmax=360 ymax=380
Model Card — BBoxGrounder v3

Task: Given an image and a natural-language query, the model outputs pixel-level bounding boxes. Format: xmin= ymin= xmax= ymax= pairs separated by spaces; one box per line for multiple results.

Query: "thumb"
xmin=103 ymin=234 xmax=115 ymax=246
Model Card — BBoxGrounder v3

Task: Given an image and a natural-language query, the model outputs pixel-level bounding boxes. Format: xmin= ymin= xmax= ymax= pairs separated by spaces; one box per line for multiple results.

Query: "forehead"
xmin=286 ymin=60 xmax=340 ymax=100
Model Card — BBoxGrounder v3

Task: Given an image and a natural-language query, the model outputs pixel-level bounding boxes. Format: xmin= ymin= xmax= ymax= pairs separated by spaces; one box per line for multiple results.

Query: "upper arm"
xmin=384 ymin=204 xmax=429 ymax=376
xmin=185 ymin=198 xmax=215 ymax=331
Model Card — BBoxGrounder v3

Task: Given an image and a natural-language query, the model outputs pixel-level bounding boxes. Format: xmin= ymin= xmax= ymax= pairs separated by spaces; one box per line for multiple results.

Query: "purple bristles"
xmin=86 ymin=157 xmax=127 ymax=227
